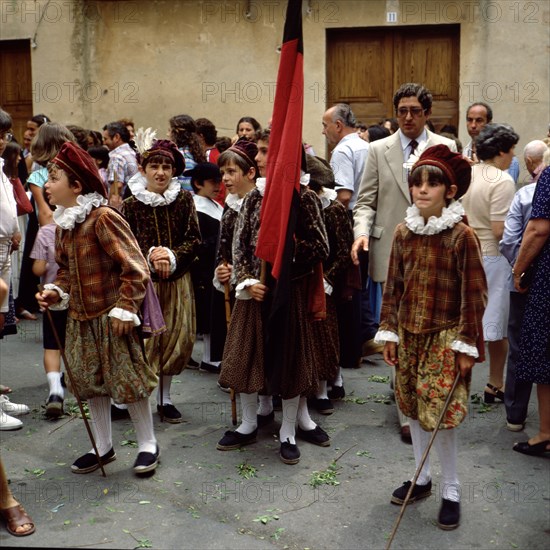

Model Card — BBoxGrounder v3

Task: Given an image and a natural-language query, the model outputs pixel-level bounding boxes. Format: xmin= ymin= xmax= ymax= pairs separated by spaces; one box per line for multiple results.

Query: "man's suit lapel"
xmin=384 ymin=133 xmax=410 ymax=203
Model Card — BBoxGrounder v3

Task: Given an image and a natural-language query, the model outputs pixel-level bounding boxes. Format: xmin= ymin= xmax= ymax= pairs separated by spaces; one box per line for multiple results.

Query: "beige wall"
xmin=2 ymin=0 xmax=548 ymax=179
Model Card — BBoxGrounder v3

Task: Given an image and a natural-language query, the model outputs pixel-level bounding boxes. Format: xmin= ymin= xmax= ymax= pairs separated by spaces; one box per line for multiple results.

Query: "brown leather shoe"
xmin=400 ymin=425 xmax=412 ymax=444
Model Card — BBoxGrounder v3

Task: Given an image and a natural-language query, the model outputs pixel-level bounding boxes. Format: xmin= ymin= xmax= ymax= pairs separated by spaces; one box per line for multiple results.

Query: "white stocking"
xmin=257 ymin=394 xmax=273 ymax=416
xmin=316 ymin=380 xmax=328 ymax=400
xmin=87 ymin=396 xmax=112 ymax=456
xmin=434 ymin=428 xmax=460 ymax=502
xmin=280 ymin=396 xmax=300 ymax=444
xmin=127 ymin=397 xmax=157 ymax=454
xmin=157 ymin=375 xmax=173 ymax=406
xmin=297 ymin=396 xmax=317 ymax=431
xmin=408 ymin=418 xmax=432 ymax=486
xmin=236 ymin=392 xmax=258 ymax=434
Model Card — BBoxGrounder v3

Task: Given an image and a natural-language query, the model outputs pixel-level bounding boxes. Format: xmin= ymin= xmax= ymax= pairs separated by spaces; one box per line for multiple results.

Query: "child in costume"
xmin=217 ymin=134 xmax=331 ymax=464
xmin=212 ymin=138 xmax=259 ymax=390
xmin=30 ymin=191 xmax=67 ymax=417
xmin=122 ymin=134 xmax=201 ymax=423
xmin=36 ymin=142 xmax=159 ymax=476
xmin=305 ymin=155 xmax=354 ymax=415
xmin=187 ymin=162 xmax=224 ymax=373
xmin=375 ymin=145 xmax=487 ymax=529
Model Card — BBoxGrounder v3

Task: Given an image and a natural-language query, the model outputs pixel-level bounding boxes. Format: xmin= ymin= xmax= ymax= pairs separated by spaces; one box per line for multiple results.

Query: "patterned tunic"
xmin=379 ymin=220 xmax=487 ymax=430
xmin=123 ymin=191 xmax=201 ymax=376
xmin=311 ymin=197 xmax=354 ymax=383
xmin=220 ymin=186 xmax=329 ymax=398
xmin=54 ymin=206 xmax=157 ymax=402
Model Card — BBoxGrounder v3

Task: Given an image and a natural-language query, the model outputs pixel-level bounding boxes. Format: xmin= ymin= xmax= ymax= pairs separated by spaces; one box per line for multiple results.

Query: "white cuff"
xmin=44 ymin=284 xmax=69 ymax=310
xmin=213 ymin=275 xmax=225 ymax=293
xmin=108 ymin=307 xmax=141 ymax=326
xmin=324 ymin=279 xmax=333 ymax=296
xmin=451 ymin=340 xmax=479 ymax=358
xmin=235 ymin=278 xmax=260 ymax=300
xmin=147 ymin=246 xmax=177 ymax=275
xmin=374 ymin=330 xmax=399 ymax=344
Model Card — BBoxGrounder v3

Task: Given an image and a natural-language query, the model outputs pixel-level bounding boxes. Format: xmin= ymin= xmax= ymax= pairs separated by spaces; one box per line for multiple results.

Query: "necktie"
xmin=407 ymin=139 xmax=418 ymax=160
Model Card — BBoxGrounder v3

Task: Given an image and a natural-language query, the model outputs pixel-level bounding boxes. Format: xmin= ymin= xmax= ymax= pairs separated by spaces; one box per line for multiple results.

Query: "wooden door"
xmin=326 ymin=25 xmax=460 ymax=130
xmin=0 ymin=40 xmax=33 ymax=143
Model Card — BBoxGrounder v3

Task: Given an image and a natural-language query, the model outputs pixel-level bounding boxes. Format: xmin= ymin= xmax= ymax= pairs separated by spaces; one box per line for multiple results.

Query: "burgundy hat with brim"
xmin=411 ymin=144 xmax=472 ymax=199
xmin=140 ymin=139 xmax=185 ymax=177
xmin=228 ymin=137 xmax=258 ymax=171
xmin=51 ymin=142 xmax=107 ymax=198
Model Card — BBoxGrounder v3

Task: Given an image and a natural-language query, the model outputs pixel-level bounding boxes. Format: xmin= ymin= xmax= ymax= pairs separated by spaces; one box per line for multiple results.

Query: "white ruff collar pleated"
xmin=127 ymin=172 xmax=180 ymax=207
xmin=405 ymin=199 xmax=464 ymax=235
xmin=54 ymin=192 xmax=108 ymax=230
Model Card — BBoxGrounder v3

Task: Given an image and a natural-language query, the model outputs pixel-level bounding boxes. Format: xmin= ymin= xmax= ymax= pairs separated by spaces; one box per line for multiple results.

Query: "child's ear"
xmin=72 ymin=180 xmax=84 ymax=195
xmin=247 ymin=166 xmax=256 ymax=181
xmin=446 ymin=184 xmax=458 ymax=200
xmin=138 ymin=165 xmax=146 ymax=175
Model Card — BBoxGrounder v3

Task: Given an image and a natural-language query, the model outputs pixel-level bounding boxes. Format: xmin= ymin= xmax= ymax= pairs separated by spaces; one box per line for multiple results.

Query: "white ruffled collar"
xmin=256 ymin=178 xmax=266 ymax=196
xmin=127 ymin=172 xmax=180 ymax=206
xmin=225 ymin=192 xmax=245 ymax=212
xmin=54 ymin=192 xmax=108 ymax=230
xmin=319 ymin=187 xmax=337 ymax=209
xmin=405 ymin=200 xmax=464 ymax=235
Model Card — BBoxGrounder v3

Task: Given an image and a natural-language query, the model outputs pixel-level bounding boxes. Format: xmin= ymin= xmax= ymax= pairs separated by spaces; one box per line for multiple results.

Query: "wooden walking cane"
xmin=38 ymin=285 xmax=107 ymax=477
xmin=385 ymin=373 xmax=462 ymax=549
xmin=223 ymin=262 xmax=237 ymax=426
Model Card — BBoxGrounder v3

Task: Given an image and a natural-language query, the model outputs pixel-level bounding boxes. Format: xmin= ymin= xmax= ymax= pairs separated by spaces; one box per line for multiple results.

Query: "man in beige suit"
xmin=351 ymin=82 xmax=457 ymax=442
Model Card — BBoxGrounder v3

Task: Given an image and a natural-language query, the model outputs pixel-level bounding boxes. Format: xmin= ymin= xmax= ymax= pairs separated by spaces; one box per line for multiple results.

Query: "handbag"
xmin=10 ymin=177 xmax=33 ymax=216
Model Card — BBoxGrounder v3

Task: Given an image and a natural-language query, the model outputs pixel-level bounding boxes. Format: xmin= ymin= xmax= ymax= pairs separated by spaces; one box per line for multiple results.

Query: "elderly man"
xmin=320 ymin=104 xmax=372 ymax=403
xmin=500 ymin=140 xmax=549 ymax=431
xmin=351 ymin=82 xmax=457 ymax=443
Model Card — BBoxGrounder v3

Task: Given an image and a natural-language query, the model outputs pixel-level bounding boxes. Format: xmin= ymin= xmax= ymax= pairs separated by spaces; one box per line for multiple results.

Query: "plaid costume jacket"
xmin=54 ymin=206 xmax=150 ymax=320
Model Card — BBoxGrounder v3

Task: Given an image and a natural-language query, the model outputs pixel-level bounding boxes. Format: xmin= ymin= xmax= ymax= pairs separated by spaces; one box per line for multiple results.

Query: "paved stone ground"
xmin=0 ymin=318 xmax=548 ymax=549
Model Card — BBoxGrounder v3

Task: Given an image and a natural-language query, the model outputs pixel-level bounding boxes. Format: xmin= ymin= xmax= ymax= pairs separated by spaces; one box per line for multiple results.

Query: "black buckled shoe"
xmin=438 ymin=498 xmax=460 ymax=530
xmin=133 ymin=445 xmax=160 ymax=475
xmin=111 ymin=404 xmax=131 ymax=420
xmin=71 ymin=448 xmax=116 ymax=474
xmin=257 ymin=411 xmax=275 ymax=428
xmin=280 ymin=439 xmax=300 ymax=464
xmin=297 ymin=425 xmax=331 ymax=447
xmin=157 ymin=403 xmax=183 ymax=423
xmin=45 ymin=395 xmax=64 ymax=418
xmin=391 ymin=479 xmax=432 ymax=505
xmin=217 ymin=429 xmax=257 ymax=450
xmin=199 ymin=361 xmax=220 ymax=373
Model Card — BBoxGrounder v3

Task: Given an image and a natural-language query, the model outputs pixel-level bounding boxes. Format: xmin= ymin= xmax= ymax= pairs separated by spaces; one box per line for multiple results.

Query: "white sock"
xmin=157 ymin=375 xmax=173 ymax=406
xmin=127 ymin=397 xmax=157 ymax=454
xmin=87 ymin=396 xmax=112 ymax=456
xmin=297 ymin=396 xmax=317 ymax=431
xmin=316 ymin=380 xmax=328 ymax=400
xmin=409 ymin=418 xmax=432 ymax=486
xmin=280 ymin=396 xmax=300 ymax=445
xmin=47 ymin=372 xmax=64 ymax=398
xmin=332 ymin=368 xmax=343 ymax=388
xmin=434 ymin=428 xmax=460 ymax=502
xmin=257 ymin=394 xmax=273 ymax=416
xmin=237 ymin=392 xmax=258 ymax=434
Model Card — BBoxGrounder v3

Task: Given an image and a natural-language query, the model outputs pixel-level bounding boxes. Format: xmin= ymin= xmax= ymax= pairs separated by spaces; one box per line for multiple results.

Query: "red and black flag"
xmin=255 ymin=0 xmax=309 ymax=393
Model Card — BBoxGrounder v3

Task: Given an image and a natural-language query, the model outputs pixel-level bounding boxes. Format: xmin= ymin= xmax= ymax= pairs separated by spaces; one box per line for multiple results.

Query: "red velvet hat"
xmin=228 ymin=137 xmax=258 ymax=171
xmin=140 ymin=139 xmax=185 ymax=177
xmin=412 ymin=144 xmax=472 ymax=199
xmin=51 ymin=142 xmax=107 ymax=198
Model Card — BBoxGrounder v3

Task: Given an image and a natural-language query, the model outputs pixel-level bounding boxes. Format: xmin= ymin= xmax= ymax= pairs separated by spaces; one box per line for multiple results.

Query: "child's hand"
xmin=150 ymin=247 xmax=171 ymax=279
xmin=249 ymin=283 xmax=268 ymax=302
xmin=455 ymin=352 xmax=474 ymax=378
xmin=110 ymin=317 xmax=134 ymax=337
xmin=215 ymin=263 xmax=232 ymax=284
xmin=383 ymin=341 xmax=398 ymax=366
xmin=35 ymin=289 xmax=61 ymax=309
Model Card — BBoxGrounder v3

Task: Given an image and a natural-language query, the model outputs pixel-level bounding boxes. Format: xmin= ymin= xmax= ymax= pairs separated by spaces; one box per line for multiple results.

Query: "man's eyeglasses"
xmin=0 ymin=132 xmax=13 ymax=142
xmin=396 ymin=107 xmax=425 ymax=118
